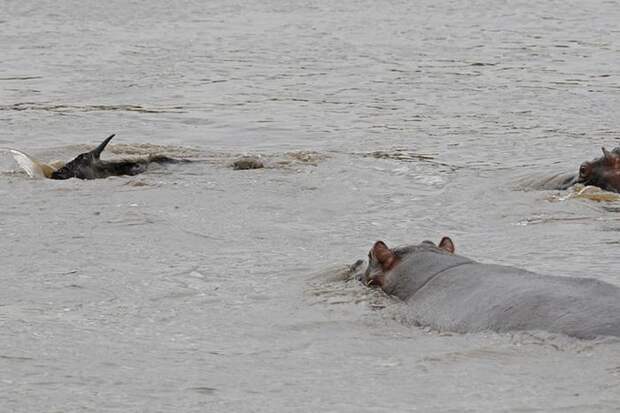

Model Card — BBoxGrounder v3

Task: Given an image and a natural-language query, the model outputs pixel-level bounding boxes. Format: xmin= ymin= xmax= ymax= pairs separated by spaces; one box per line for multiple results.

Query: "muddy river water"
xmin=1 ymin=1 xmax=620 ymax=411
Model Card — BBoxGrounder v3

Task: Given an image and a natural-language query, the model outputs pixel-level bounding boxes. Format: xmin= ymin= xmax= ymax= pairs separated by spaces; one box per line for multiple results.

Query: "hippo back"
xmin=383 ymin=250 xmax=472 ymax=301
xmin=406 ymin=261 xmax=620 ymax=339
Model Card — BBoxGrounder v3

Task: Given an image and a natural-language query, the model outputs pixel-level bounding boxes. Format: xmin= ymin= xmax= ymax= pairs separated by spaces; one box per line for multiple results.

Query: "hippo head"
xmin=577 ymin=147 xmax=620 ymax=193
xmin=51 ymin=134 xmax=115 ymax=180
xmin=363 ymin=237 xmax=455 ymax=288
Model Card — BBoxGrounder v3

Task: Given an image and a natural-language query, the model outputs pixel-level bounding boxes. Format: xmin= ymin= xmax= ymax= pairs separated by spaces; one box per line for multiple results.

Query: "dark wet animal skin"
xmin=50 ymin=134 xmax=186 ymax=180
xmin=361 ymin=238 xmax=620 ymax=339
xmin=577 ymin=147 xmax=620 ymax=193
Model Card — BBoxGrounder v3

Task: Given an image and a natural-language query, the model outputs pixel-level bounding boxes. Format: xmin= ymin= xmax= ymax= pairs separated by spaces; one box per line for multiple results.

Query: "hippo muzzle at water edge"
xmin=577 ymin=147 xmax=620 ymax=193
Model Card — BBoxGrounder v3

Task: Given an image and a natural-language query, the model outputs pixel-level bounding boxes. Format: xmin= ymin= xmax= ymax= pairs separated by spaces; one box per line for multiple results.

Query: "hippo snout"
xmin=349 ymin=259 xmax=366 ymax=282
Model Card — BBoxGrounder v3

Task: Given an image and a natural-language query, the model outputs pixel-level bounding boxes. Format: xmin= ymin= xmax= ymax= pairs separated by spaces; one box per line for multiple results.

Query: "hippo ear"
xmin=438 ymin=237 xmax=455 ymax=254
xmin=602 ymin=147 xmax=617 ymax=161
xmin=602 ymin=147 xmax=610 ymax=157
xmin=372 ymin=241 xmax=397 ymax=271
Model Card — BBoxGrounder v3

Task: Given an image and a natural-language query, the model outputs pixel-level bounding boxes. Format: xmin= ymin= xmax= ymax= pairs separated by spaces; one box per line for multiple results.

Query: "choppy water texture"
xmin=1 ymin=0 xmax=620 ymax=411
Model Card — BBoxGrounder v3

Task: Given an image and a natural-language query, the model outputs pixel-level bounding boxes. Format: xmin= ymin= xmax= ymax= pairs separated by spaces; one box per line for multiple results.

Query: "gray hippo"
xmin=360 ymin=238 xmax=620 ymax=339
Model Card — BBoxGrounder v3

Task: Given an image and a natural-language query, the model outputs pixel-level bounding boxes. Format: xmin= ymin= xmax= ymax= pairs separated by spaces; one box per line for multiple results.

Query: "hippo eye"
xmin=579 ymin=164 xmax=590 ymax=178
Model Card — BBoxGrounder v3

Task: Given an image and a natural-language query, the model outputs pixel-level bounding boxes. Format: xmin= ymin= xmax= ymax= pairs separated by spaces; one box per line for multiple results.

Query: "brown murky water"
xmin=1 ymin=1 xmax=619 ymax=411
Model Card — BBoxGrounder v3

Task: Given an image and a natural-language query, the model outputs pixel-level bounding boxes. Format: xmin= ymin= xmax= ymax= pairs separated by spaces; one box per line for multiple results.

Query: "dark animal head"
xmin=50 ymin=134 xmax=115 ymax=180
xmin=577 ymin=147 xmax=620 ymax=193
xmin=363 ymin=237 xmax=455 ymax=288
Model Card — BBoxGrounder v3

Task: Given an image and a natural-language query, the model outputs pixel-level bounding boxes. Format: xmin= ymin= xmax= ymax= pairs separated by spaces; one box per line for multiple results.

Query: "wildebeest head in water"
xmin=577 ymin=147 xmax=620 ymax=193
xmin=50 ymin=134 xmax=116 ymax=180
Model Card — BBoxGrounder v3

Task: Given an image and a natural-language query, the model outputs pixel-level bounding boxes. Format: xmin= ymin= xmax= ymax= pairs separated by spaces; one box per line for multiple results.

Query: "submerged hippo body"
xmin=50 ymin=134 xmax=184 ymax=180
xmin=517 ymin=172 xmax=577 ymax=191
xmin=362 ymin=239 xmax=620 ymax=339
